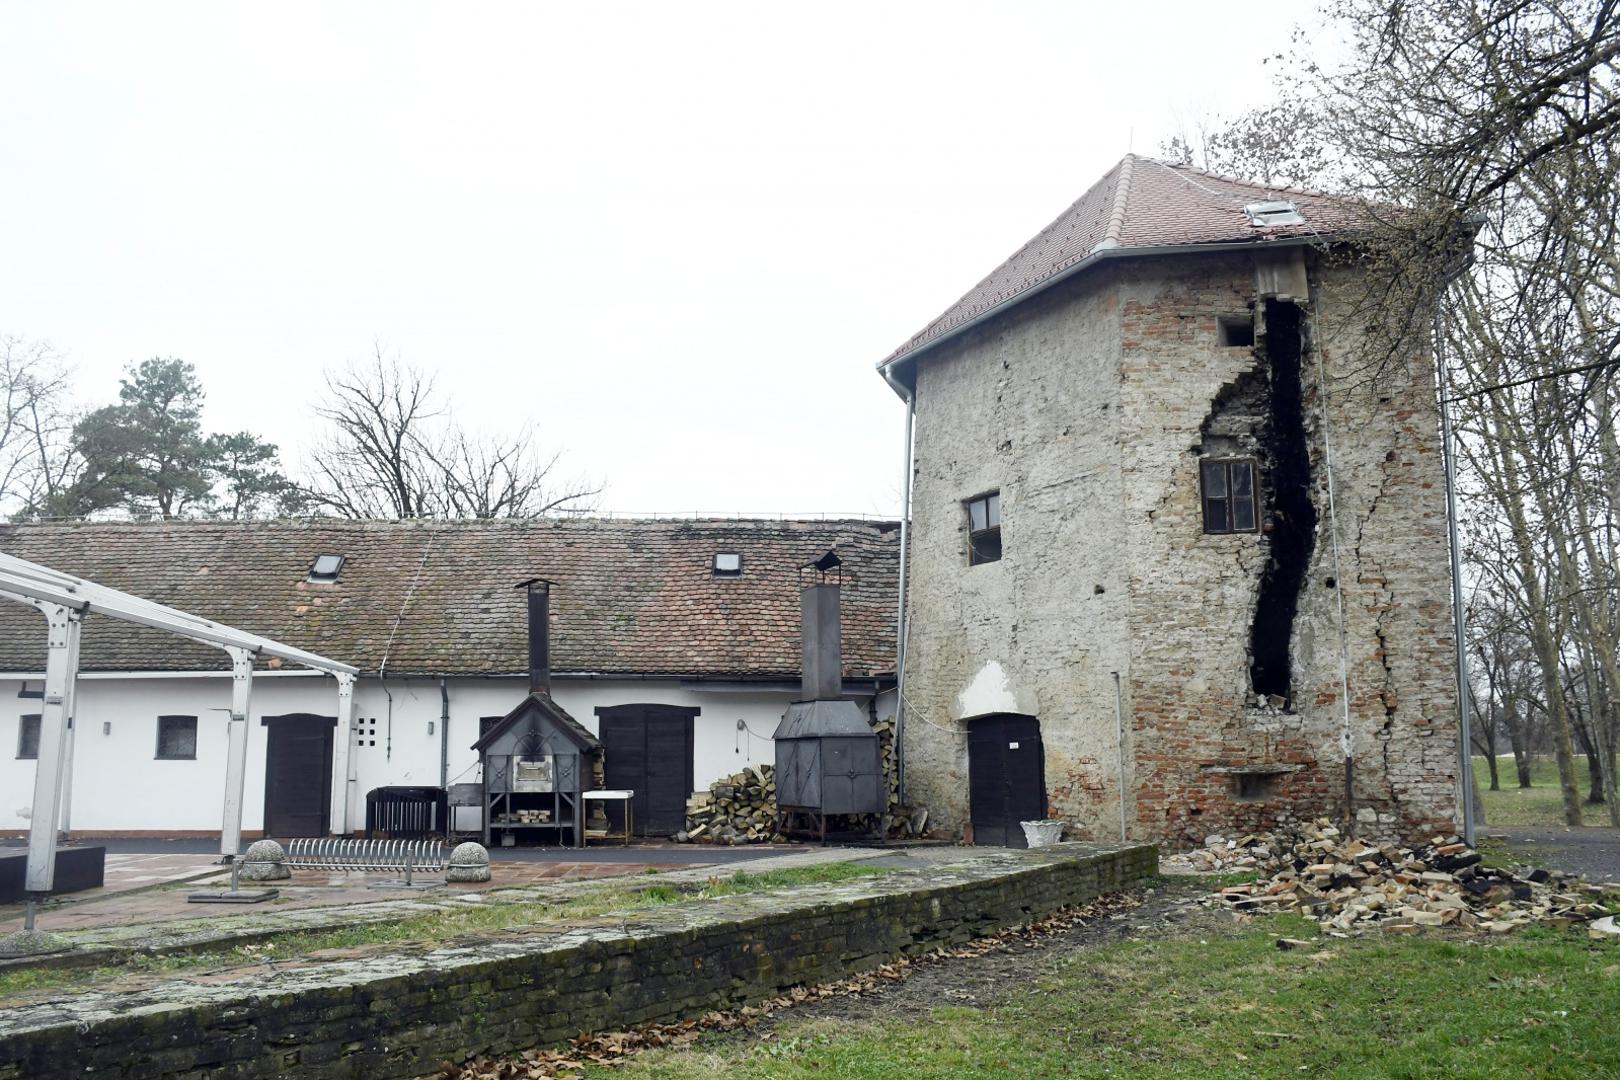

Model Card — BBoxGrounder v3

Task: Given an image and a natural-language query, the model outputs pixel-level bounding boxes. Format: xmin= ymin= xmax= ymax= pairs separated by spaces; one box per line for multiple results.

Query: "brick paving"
xmin=0 ymin=856 xmax=666 ymax=936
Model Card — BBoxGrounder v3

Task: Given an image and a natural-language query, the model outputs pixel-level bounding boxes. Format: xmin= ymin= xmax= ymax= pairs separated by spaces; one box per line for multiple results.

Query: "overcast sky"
xmin=0 ymin=1 xmax=1312 ymax=518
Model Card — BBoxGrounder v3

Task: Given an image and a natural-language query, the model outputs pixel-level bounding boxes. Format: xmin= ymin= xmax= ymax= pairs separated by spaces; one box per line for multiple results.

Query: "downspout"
xmin=1307 ymin=278 xmax=1356 ymax=834
xmin=1435 ymin=287 xmax=1476 ymax=846
xmin=1112 ymin=671 xmax=1127 ymax=842
xmin=439 ymin=677 xmax=450 ymax=790
xmin=884 ymin=362 xmax=915 ymax=804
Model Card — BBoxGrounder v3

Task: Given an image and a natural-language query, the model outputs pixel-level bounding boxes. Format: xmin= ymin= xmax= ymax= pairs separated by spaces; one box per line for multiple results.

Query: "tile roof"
xmin=0 ymin=518 xmax=899 ymax=679
xmin=882 ymin=154 xmax=1367 ymax=367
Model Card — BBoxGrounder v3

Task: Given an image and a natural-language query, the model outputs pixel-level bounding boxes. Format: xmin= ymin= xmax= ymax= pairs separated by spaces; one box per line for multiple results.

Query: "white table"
xmin=582 ymin=789 xmax=634 ymax=846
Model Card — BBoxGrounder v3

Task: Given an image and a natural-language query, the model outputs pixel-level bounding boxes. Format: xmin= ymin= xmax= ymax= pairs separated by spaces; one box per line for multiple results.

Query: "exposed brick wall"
xmin=899 ymin=249 xmax=1459 ymax=845
xmin=0 ymin=846 xmax=1157 ymax=1080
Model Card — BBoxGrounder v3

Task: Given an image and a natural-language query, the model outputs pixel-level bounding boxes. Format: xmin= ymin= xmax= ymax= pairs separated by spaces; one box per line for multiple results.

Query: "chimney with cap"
xmin=517 ymin=578 xmax=552 ymax=696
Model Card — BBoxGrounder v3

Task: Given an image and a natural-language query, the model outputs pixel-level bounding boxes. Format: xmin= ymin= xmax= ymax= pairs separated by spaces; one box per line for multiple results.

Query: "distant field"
xmin=1473 ymin=755 xmax=1607 ymax=827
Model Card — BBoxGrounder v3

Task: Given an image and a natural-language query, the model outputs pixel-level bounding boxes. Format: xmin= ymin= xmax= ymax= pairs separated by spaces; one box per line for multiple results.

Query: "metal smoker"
xmin=773 ymin=549 xmax=885 ymax=841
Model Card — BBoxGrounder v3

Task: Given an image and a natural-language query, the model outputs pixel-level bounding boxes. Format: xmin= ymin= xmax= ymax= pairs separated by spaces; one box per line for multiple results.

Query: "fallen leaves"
xmin=426 ymin=891 xmax=1144 ymax=1079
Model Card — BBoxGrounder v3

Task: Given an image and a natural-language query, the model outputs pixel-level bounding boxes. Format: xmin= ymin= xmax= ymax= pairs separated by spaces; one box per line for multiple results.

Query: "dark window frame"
xmin=17 ymin=713 xmax=40 ymax=760
xmin=1200 ymin=458 xmax=1260 ymax=535
xmin=155 ymin=714 xmax=199 ymax=761
xmin=307 ymin=554 xmax=345 ymax=584
xmin=713 ymin=552 xmax=743 ymax=578
xmin=965 ymin=491 xmax=1002 ymax=565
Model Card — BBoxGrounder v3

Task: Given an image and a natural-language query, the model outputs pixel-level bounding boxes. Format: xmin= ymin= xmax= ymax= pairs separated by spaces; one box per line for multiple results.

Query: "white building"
xmin=0 ymin=518 xmax=898 ymax=840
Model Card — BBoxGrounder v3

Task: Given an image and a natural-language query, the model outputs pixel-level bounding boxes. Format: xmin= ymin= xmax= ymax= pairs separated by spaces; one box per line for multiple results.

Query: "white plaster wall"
xmin=0 ymin=674 xmax=879 ymax=835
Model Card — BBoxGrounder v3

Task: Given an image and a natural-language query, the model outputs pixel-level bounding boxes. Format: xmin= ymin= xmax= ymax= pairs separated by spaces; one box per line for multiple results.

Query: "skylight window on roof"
xmin=308 ymin=554 xmax=345 ymax=583
xmin=714 ymin=552 xmax=742 ymax=577
xmin=1244 ymin=200 xmax=1306 ymax=228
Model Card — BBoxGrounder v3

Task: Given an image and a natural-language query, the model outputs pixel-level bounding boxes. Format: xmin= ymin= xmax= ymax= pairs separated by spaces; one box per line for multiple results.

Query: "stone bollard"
xmin=238 ymin=839 xmax=291 ymax=881
xmin=445 ymin=841 xmax=492 ymax=883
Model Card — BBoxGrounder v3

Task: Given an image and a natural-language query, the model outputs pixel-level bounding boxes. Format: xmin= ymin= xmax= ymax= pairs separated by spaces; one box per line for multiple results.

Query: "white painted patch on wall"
xmin=953 ymin=660 xmax=1027 ymax=720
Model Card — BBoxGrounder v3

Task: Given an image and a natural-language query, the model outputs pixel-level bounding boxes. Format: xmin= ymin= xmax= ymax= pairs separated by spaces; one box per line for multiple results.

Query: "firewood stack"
xmin=1194 ymin=818 xmax=1620 ymax=935
xmin=677 ymin=765 xmax=783 ymax=845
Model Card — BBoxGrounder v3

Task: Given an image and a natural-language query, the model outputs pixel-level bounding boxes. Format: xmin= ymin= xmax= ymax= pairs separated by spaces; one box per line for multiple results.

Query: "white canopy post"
xmin=220 ymin=647 xmax=256 ymax=860
xmin=331 ymin=672 xmax=356 ymax=835
xmin=25 ymin=604 xmax=80 ymax=894
xmin=56 ymin=604 xmax=82 ymax=837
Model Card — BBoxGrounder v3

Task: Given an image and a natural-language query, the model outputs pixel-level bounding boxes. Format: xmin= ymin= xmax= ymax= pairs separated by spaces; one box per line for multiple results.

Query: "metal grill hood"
xmin=772 ymin=698 xmax=871 ymax=740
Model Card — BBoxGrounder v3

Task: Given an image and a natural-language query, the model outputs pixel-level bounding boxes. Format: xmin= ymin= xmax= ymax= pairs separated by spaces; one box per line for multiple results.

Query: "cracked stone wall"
xmin=901 ymin=250 xmax=1459 ymax=845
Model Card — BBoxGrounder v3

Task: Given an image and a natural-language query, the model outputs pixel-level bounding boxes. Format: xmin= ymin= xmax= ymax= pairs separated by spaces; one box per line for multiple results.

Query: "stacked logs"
xmin=677 ymin=765 xmax=782 ymax=845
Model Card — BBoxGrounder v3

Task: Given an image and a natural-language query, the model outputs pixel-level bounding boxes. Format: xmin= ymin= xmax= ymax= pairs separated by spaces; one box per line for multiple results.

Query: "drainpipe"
xmin=883 ymin=363 xmax=916 ymax=804
xmin=1113 ymin=671 xmax=1128 ymax=843
xmin=439 ymin=677 xmax=450 ymax=790
xmin=1435 ymin=295 xmax=1476 ymax=846
xmin=1307 ymin=280 xmax=1357 ymax=835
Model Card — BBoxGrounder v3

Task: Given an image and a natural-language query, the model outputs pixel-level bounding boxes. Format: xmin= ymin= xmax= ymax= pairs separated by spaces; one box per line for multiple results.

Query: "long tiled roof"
xmin=0 ymin=518 xmax=899 ymax=678
xmin=883 ymin=154 xmax=1366 ymax=366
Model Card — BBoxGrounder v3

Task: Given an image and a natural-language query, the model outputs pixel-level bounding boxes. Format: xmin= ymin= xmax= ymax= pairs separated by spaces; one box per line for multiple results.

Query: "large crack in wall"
xmin=1249 ymin=299 xmax=1317 ymax=704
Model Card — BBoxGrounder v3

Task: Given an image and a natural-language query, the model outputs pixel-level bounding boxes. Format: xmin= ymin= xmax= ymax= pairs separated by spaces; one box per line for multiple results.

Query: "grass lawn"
xmin=604 ymin=911 xmax=1620 ymax=1079
xmin=1474 ymin=755 xmax=1607 ymax=828
xmin=0 ymin=862 xmax=888 ymax=1003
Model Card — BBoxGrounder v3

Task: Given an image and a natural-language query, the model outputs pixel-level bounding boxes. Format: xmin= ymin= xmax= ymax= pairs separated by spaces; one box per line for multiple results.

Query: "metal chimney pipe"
xmin=800 ymin=583 xmax=843 ymax=700
xmin=517 ymin=578 xmax=552 ymax=696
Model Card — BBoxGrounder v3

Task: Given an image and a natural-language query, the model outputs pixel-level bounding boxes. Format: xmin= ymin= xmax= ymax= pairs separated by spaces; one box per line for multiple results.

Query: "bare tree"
xmin=301 ymin=347 xmax=600 ymax=520
xmin=0 ymin=335 xmax=79 ymax=518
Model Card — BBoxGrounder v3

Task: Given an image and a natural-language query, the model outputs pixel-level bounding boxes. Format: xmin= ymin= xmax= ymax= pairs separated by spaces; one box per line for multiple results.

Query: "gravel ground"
xmin=1492 ymin=826 xmax=1620 ymax=882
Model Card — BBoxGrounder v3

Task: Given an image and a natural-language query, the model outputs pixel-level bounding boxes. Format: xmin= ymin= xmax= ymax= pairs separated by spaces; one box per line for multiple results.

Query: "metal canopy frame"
xmin=0 ymin=551 xmax=359 ymax=898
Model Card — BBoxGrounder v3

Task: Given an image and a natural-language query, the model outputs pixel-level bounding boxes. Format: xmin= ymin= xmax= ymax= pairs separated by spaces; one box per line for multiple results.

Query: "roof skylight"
xmin=713 ymin=552 xmax=742 ymax=577
xmin=308 ymin=554 xmax=345 ymax=583
xmin=1244 ymin=200 xmax=1306 ymax=227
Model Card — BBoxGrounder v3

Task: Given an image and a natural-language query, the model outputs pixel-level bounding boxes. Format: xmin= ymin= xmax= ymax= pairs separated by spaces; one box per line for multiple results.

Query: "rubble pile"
xmin=1197 ymin=818 xmax=1620 ymax=936
xmin=677 ymin=765 xmax=783 ymax=845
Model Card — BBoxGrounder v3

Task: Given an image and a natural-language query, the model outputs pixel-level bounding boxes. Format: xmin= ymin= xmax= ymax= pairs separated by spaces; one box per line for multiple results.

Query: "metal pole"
xmin=26 ymin=604 xmax=79 ymax=894
xmin=893 ymin=396 xmax=915 ymax=803
xmin=331 ymin=672 xmax=356 ymax=836
xmin=220 ymin=647 xmax=255 ymax=860
xmin=1434 ymin=301 xmax=1477 ymax=845
xmin=1113 ymin=671 xmax=1128 ymax=843
xmin=1309 ymin=283 xmax=1357 ymax=834
xmin=57 ymin=608 xmax=81 ymax=838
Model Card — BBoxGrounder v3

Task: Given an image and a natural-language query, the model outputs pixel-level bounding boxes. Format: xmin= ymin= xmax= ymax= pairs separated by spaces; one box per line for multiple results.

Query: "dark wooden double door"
xmin=262 ymin=714 xmax=335 ymax=838
xmin=968 ymin=713 xmax=1046 ymax=847
xmin=598 ymin=704 xmax=696 ymax=837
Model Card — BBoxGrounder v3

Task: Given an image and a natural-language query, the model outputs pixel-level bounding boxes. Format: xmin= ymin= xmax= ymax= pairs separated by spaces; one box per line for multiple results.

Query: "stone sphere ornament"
xmin=238 ymin=839 xmax=291 ymax=881
xmin=445 ymin=841 xmax=492 ymax=883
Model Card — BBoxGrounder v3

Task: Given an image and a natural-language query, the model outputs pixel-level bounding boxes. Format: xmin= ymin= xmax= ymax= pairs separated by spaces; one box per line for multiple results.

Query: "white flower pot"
xmin=1020 ymin=819 xmax=1064 ymax=847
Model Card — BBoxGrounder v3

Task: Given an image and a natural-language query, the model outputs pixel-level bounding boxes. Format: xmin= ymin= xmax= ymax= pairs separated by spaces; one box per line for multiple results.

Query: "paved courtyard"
xmin=0 ymin=839 xmax=795 ymax=936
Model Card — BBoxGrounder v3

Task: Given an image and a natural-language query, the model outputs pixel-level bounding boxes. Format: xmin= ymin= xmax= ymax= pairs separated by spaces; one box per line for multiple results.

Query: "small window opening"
xmin=156 ymin=715 xmax=198 ymax=760
xmin=713 ymin=552 xmax=743 ymax=577
xmin=1236 ymin=773 xmax=1275 ymax=802
xmin=966 ymin=491 xmax=1002 ymax=565
xmin=17 ymin=713 xmax=40 ymax=760
xmin=1201 ymin=458 xmax=1259 ymax=534
xmin=1218 ymin=315 xmax=1255 ymax=348
xmin=1244 ymin=200 xmax=1306 ymax=227
xmin=308 ymin=554 xmax=345 ymax=583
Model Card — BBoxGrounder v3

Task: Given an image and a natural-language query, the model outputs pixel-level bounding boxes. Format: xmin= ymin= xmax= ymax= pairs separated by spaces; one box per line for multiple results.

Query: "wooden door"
xmin=598 ymin=704 xmax=696 ymax=836
xmin=262 ymin=714 xmax=335 ymax=838
xmin=967 ymin=714 xmax=1046 ymax=847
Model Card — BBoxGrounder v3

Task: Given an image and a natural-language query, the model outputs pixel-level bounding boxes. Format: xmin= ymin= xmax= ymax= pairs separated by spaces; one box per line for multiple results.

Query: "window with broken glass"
xmin=966 ymin=491 xmax=1002 ymax=564
xmin=1201 ymin=458 xmax=1259 ymax=534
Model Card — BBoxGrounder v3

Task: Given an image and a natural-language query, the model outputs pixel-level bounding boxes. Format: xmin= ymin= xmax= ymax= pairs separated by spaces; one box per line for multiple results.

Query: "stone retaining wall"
xmin=0 ymin=844 xmax=1155 ymax=1079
